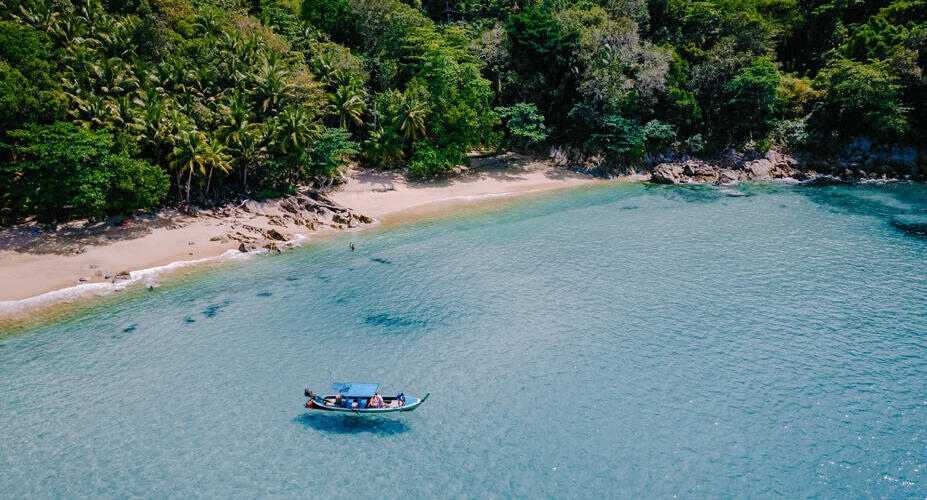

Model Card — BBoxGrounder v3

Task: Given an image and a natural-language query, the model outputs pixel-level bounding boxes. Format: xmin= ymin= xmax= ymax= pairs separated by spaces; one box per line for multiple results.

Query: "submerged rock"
xmin=890 ymin=220 xmax=927 ymax=239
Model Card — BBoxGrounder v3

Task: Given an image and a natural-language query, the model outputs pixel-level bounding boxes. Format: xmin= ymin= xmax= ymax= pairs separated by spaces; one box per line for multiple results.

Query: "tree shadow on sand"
xmin=294 ymin=413 xmax=411 ymax=435
xmin=0 ymin=212 xmax=182 ymax=255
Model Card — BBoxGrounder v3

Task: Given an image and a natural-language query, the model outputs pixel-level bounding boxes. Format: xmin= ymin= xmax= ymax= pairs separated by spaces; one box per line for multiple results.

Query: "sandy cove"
xmin=0 ymin=156 xmax=616 ymax=316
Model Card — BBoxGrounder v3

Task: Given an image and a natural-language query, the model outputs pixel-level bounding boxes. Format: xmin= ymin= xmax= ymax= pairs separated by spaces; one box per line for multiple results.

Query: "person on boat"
xmin=396 ymin=393 xmax=405 ymax=407
xmin=334 ymin=394 xmax=345 ymax=407
xmin=370 ymin=393 xmax=384 ymax=408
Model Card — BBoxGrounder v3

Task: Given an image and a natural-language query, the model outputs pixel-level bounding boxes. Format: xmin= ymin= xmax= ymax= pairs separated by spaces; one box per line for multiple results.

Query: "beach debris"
xmin=188 ymin=241 xmax=196 ymax=245
xmin=238 ymin=242 xmax=249 ymax=252
xmin=114 ymin=271 xmax=131 ymax=281
xmin=263 ymin=241 xmax=282 ymax=253
xmin=209 ymin=236 xmax=222 ymax=241
xmin=78 ymin=276 xmax=90 ymax=282
xmin=89 ymin=264 xmax=98 ymax=269
xmin=94 ymin=270 xmax=103 ymax=277
xmin=104 ymin=273 xmax=113 ymax=279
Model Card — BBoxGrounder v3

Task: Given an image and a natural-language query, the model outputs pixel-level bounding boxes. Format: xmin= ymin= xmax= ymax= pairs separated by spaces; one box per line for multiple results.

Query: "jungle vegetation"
xmin=1 ymin=0 xmax=924 ymax=221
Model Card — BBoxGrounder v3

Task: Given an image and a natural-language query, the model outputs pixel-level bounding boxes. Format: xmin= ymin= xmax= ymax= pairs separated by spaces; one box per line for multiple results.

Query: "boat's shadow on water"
xmin=294 ymin=413 xmax=410 ymax=435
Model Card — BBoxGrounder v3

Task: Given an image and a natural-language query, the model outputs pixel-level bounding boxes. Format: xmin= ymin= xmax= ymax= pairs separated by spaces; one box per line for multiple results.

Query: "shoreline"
xmin=0 ymin=156 xmax=607 ymax=323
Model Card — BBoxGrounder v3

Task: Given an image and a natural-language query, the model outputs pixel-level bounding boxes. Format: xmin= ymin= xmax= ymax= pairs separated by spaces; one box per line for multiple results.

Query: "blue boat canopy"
xmin=331 ymin=382 xmax=379 ymax=397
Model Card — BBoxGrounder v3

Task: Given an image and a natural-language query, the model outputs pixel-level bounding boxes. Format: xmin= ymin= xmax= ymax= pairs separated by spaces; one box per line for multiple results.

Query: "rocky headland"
xmin=647 ymin=142 xmax=925 ymax=185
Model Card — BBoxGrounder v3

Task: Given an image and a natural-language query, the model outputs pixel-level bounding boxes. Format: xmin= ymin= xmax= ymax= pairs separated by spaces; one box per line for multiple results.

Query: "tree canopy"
xmin=0 ymin=0 xmax=924 ymax=222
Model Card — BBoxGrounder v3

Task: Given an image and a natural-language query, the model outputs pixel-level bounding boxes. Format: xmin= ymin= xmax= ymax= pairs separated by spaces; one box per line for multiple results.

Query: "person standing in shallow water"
xmin=349 ymin=242 xmax=355 ymax=251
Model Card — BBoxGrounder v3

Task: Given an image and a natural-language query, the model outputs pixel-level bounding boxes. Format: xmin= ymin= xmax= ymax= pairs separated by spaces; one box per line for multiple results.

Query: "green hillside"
xmin=1 ymin=0 xmax=924 ymax=221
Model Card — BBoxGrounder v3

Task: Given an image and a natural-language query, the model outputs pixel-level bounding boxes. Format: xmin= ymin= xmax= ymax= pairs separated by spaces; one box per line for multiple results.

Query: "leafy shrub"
xmin=306 ymin=128 xmax=358 ymax=180
xmin=495 ymin=103 xmax=549 ymax=149
xmin=642 ymin=120 xmax=676 ymax=153
xmin=589 ymin=115 xmax=646 ymax=162
xmin=810 ymin=58 xmax=908 ymax=142
xmin=1 ymin=122 xmax=168 ymax=221
xmin=723 ymin=57 xmax=782 ymax=140
xmin=682 ymin=134 xmax=706 ymax=155
xmin=407 ymin=143 xmax=461 ymax=178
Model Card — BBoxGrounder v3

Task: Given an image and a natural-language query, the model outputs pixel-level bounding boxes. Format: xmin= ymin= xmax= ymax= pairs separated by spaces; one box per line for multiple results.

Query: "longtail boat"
xmin=304 ymin=382 xmax=429 ymax=413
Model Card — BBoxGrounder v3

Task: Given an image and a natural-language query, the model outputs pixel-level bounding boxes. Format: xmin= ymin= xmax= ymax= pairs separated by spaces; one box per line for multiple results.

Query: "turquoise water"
xmin=2 ymin=182 xmax=926 ymax=497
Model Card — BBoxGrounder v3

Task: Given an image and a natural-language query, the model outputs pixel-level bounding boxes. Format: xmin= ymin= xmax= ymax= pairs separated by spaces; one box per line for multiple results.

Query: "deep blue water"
xmin=1 ymin=182 xmax=926 ymax=498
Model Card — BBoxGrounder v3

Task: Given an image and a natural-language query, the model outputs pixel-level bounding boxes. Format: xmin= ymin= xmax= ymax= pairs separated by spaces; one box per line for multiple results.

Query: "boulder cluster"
xmin=649 ymin=145 xmax=925 ymax=185
xmin=651 ymin=150 xmax=802 ymax=185
xmin=207 ymin=190 xmax=373 ymax=253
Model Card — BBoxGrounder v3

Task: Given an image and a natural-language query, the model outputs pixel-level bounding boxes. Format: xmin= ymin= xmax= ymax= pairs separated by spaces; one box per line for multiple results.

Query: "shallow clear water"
xmin=2 ymin=182 xmax=926 ymax=498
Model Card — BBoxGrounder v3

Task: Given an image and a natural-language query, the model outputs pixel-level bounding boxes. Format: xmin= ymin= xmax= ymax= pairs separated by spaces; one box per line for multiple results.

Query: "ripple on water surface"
xmin=1 ymin=182 xmax=926 ymax=498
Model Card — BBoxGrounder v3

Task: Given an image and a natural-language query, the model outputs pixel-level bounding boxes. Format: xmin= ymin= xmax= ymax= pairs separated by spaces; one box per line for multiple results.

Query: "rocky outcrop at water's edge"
xmin=556 ymin=140 xmax=926 ymax=185
xmin=644 ymin=144 xmax=926 ymax=185
xmin=649 ymin=150 xmax=805 ymax=185
xmin=210 ymin=190 xmax=374 ymax=253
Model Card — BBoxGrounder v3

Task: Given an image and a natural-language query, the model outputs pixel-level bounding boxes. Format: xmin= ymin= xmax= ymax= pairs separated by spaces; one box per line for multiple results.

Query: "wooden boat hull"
xmin=306 ymin=393 xmax=430 ymax=413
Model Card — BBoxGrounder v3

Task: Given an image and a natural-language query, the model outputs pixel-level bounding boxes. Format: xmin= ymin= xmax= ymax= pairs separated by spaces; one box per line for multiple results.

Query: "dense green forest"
xmin=1 ymin=0 xmax=925 ymax=221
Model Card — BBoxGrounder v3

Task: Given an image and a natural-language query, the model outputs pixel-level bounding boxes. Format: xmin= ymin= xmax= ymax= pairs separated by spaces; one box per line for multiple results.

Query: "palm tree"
xmin=272 ymin=106 xmax=320 ymax=155
xmin=250 ymin=57 xmax=290 ymax=114
xmin=170 ymin=129 xmax=208 ymax=203
xmin=364 ymin=127 xmax=404 ymax=168
xmin=69 ymin=93 xmax=108 ymax=128
xmin=93 ymin=56 xmax=138 ymax=95
xmin=202 ymin=136 xmax=232 ymax=198
xmin=217 ymin=91 xmax=255 ymax=149
xmin=235 ymin=124 xmax=267 ymax=188
xmin=330 ymin=87 xmax=365 ymax=129
xmin=107 ymin=93 xmax=141 ymax=128
xmin=194 ymin=7 xmax=221 ymax=36
xmin=394 ymin=95 xmax=428 ymax=142
xmin=13 ymin=1 xmax=60 ymax=33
